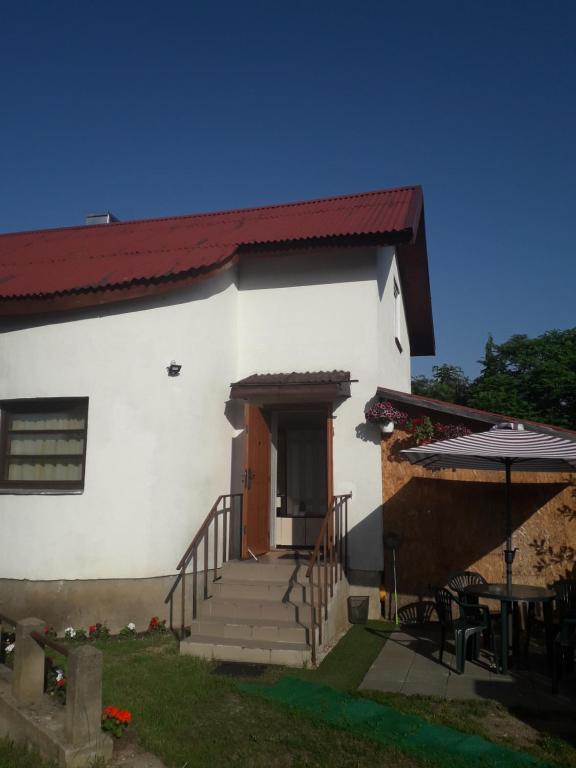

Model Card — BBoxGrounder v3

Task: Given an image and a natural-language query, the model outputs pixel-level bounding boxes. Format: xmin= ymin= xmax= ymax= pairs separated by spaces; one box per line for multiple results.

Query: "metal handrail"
xmin=165 ymin=493 xmax=243 ymax=637
xmin=307 ymin=493 xmax=351 ymax=665
xmin=30 ymin=631 xmax=70 ymax=657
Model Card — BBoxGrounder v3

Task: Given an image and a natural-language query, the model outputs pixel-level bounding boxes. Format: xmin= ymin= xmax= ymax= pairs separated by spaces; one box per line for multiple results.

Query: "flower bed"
xmin=365 ymin=400 xmax=471 ymax=445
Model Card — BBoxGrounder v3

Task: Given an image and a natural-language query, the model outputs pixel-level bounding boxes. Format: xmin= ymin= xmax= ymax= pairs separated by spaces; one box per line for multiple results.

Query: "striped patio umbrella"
xmin=401 ymin=423 xmax=576 ymax=589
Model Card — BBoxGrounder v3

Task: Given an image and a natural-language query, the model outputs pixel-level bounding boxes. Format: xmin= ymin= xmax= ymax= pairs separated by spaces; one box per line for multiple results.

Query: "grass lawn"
xmin=1 ymin=620 xmax=575 ymax=768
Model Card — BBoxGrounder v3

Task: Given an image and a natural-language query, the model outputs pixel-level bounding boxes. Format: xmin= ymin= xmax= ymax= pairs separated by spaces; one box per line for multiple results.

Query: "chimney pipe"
xmin=85 ymin=212 xmax=120 ymax=225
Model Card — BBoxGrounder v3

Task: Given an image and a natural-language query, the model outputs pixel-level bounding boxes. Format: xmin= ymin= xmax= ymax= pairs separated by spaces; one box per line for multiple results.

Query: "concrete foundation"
xmin=0 ymin=666 xmax=113 ymax=767
xmin=0 ymin=575 xmax=177 ymax=634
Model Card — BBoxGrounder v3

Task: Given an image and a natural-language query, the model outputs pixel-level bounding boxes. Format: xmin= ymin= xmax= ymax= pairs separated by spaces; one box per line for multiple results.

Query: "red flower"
xmin=89 ymin=624 xmax=97 ymax=636
xmin=103 ymin=705 xmax=119 ymax=718
xmin=57 ymin=678 xmax=66 ymax=688
xmin=116 ymin=709 xmax=132 ymax=724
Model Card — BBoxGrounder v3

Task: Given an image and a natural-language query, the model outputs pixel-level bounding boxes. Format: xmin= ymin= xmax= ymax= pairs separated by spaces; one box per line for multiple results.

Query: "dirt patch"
xmin=480 ymin=709 xmax=541 ymax=751
xmin=142 ymin=644 xmax=175 ymax=656
xmin=109 ymin=730 xmax=167 ymax=768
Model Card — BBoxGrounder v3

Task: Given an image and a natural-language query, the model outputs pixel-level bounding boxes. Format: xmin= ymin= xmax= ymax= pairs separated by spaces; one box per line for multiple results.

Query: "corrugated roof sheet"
xmin=232 ymin=371 xmax=351 ymax=386
xmin=0 ymin=186 xmax=422 ymax=299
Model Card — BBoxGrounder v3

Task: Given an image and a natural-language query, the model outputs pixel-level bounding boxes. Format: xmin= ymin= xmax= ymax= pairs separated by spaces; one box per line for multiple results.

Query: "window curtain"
xmin=7 ymin=412 xmax=85 ymax=482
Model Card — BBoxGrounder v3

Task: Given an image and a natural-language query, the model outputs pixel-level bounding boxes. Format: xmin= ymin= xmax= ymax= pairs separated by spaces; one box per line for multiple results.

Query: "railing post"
xmin=309 ymin=574 xmax=316 ymax=666
xmin=344 ymin=497 xmax=348 ymax=574
xmin=192 ymin=551 xmax=198 ymax=620
xmin=12 ymin=618 xmax=45 ymax=705
xmin=180 ymin=566 xmax=186 ymax=637
xmin=223 ymin=499 xmax=229 ymax=563
xmin=338 ymin=500 xmax=343 ymax=581
xmin=214 ymin=502 xmax=219 ymax=582
xmin=329 ymin=507 xmax=335 ymax=596
xmin=203 ymin=529 xmax=209 ymax=599
xmin=317 ymin=560 xmax=323 ymax=645
xmin=323 ymin=528 xmax=329 ymax=621
xmin=65 ymin=645 xmax=104 ymax=746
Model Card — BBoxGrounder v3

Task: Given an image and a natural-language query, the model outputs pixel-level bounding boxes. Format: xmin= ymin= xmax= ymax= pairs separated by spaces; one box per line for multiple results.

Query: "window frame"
xmin=393 ymin=277 xmax=403 ymax=352
xmin=0 ymin=398 xmax=89 ymax=493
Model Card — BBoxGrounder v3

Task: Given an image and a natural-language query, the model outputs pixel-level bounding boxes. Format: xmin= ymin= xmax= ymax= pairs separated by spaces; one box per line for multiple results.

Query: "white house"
xmin=0 ymin=186 xmax=434 ymax=663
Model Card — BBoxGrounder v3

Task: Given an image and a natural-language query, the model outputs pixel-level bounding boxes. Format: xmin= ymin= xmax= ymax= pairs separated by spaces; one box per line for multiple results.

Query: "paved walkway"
xmin=359 ymin=626 xmax=575 ymax=712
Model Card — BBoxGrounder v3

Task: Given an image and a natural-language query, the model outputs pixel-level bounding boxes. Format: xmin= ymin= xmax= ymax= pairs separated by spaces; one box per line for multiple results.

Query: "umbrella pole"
xmin=504 ymin=459 xmax=514 ymax=591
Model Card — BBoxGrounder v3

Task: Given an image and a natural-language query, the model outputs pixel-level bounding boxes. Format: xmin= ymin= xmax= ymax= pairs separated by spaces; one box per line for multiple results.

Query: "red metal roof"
xmin=0 ymin=186 xmax=422 ymax=299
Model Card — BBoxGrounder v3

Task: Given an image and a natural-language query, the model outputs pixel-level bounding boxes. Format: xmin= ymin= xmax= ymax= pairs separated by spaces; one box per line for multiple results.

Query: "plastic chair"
xmin=552 ymin=618 xmax=576 ymax=693
xmin=435 ymin=588 xmax=491 ymax=674
xmin=447 ymin=570 xmax=494 ymax=650
xmin=551 ymin=579 xmax=576 ymax=687
xmin=447 ymin=570 xmax=487 ymax=593
xmin=552 ymin=579 xmax=576 ymax=623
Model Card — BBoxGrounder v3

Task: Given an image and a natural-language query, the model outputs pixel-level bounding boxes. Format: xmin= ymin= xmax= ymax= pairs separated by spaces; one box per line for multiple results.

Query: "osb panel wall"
xmin=381 ymin=427 xmax=576 ymax=605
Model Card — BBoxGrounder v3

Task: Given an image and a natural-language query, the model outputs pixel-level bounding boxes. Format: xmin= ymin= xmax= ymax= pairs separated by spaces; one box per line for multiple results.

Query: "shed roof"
xmin=0 ymin=186 xmax=434 ymax=354
xmin=376 ymin=387 xmax=576 ymax=442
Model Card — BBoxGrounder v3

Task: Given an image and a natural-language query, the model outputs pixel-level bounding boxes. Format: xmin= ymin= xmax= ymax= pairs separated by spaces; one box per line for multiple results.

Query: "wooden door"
xmin=242 ymin=404 xmax=271 ymax=557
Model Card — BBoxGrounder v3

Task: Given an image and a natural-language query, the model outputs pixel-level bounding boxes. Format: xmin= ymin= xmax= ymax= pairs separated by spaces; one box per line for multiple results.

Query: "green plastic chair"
xmin=435 ymin=588 xmax=491 ymax=674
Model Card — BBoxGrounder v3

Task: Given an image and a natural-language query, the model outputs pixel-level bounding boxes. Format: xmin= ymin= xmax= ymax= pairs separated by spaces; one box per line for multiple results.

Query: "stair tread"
xmin=181 ymin=634 xmax=309 ymax=651
xmin=193 ymin=616 xmax=307 ymax=628
xmin=203 ymin=596 xmax=312 ymax=608
xmin=218 ymin=577 xmax=311 ymax=586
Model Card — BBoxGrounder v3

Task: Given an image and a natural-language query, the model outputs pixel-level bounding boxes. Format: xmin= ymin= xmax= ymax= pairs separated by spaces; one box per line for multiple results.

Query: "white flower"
xmin=127 ymin=622 xmax=136 ymax=632
xmin=64 ymin=627 xmax=76 ymax=639
xmin=5 ymin=643 xmax=15 ymax=654
xmin=55 ymin=669 xmax=64 ymax=682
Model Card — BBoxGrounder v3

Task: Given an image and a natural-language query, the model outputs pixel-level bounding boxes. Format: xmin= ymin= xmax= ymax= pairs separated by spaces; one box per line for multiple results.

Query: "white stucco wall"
xmin=376 ymin=246 xmax=411 ymax=389
xmin=237 ymin=247 xmax=409 ymax=572
xmin=0 ymin=244 xmax=411 ymax=580
xmin=0 ymin=270 xmax=238 ymax=580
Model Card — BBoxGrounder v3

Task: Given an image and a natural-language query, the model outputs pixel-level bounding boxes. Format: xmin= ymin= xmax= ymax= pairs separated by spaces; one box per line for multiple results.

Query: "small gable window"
xmin=0 ymin=398 xmax=88 ymax=491
xmin=393 ymin=278 xmax=403 ymax=352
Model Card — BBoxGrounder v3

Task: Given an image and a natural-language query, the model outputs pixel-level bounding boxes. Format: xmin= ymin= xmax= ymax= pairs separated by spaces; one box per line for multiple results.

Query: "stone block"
xmin=12 ymin=618 xmax=45 ymax=705
xmin=65 ymin=646 xmax=103 ymax=747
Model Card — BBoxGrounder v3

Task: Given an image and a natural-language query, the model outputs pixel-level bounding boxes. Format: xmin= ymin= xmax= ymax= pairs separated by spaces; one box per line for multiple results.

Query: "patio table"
xmin=461 ymin=583 xmax=555 ymax=674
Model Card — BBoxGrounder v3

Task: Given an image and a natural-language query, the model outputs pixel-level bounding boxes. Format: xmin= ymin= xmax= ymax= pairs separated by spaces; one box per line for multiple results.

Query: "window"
xmin=0 ymin=398 xmax=88 ymax=491
xmin=393 ymin=278 xmax=403 ymax=352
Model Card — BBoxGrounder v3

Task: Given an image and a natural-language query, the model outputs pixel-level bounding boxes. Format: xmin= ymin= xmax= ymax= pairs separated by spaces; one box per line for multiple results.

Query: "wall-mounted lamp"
xmin=167 ymin=361 xmax=182 ymax=377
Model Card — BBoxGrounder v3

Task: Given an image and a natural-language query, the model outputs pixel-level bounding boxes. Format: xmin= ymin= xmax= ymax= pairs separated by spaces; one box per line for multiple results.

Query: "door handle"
xmin=243 ymin=468 xmax=255 ymax=490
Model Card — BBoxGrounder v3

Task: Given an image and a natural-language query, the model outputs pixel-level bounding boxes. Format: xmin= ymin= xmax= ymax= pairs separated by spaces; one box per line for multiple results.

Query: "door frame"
xmin=265 ymin=404 xmax=334 ymax=550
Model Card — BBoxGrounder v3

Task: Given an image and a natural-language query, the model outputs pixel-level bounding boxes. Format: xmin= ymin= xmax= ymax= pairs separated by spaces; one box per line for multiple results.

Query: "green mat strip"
xmin=240 ymin=677 xmax=549 ymax=768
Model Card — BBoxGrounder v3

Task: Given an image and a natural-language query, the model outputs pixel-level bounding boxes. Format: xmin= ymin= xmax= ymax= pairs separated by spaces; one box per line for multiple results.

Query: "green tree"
xmin=411 ymin=364 xmax=471 ymax=405
xmin=468 ymin=329 xmax=576 ymax=429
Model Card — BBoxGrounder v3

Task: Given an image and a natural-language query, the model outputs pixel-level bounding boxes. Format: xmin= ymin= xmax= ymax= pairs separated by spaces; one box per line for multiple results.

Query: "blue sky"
xmin=1 ymin=1 xmax=574 ymax=377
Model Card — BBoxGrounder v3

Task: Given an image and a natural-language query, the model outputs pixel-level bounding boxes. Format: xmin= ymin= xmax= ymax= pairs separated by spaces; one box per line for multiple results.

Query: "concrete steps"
xmin=180 ymin=554 xmax=318 ymax=666
xmin=180 ymin=634 xmax=311 ymax=667
xmin=222 ymin=560 xmax=309 ymax=582
xmin=211 ymin=578 xmax=309 ymax=602
xmin=189 ymin=616 xmax=309 ymax=644
xmin=198 ymin=596 xmax=313 ymax=623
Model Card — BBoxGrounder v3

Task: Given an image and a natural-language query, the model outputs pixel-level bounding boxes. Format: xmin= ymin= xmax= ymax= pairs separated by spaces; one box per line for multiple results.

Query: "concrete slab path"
xmin=359 ymin=626 xmax=576 ymax=712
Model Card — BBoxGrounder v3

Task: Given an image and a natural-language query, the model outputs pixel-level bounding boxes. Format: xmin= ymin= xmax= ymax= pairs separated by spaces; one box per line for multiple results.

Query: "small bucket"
xmin=347 ymin=596 xmax=369 ymax=624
